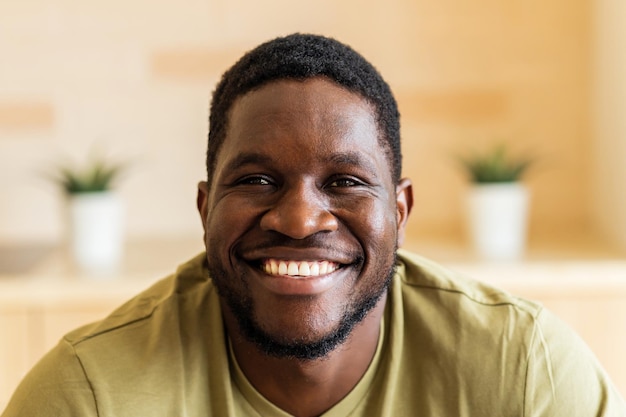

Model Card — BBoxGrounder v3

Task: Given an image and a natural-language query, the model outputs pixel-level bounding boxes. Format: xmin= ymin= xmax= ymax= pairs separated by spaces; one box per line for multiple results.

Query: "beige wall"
xmin=592 ymin=0 xmax=626 ymax=249
xmin=0 ymin=0 xmax=597 ymax=245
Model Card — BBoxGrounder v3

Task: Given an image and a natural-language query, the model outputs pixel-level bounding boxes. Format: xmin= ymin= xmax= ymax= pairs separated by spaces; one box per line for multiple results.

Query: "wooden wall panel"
xmin=151 ymin=49 xmax=245 ymax=80
xmin=397 ymin=90 xmax=509 ymax=124
xmin=0 ymin=103 xmax=54 ymax=130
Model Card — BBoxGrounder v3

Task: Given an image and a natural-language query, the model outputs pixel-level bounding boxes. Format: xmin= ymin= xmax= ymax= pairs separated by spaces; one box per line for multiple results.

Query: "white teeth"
xmin=287 ymin=262 xmax=299 ymax=275
xmin=262 ymin=259 xmax=339 ymax=277
xmin=298 ymin=262 xmax=310 ymax=276
xmin=319 ymin=261 xmax=328 ymax=275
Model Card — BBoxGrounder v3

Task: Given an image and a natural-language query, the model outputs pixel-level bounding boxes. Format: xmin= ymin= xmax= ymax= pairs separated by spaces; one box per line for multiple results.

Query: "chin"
xmin=208 ymin=249 xmax=398 ymax=360
xmin=230 ymin=274 xmax=392 ymax=361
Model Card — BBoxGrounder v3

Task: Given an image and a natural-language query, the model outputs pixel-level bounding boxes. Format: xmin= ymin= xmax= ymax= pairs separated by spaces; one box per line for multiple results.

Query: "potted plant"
xmin=51 ymin=157 xmax=126 ymax=274
xmin=459 ymin=144 xmax=533 ymax=261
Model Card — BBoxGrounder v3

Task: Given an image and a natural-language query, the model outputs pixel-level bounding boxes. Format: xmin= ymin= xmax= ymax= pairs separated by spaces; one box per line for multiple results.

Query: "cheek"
xmin=335 ymin=198 xmax=398 ymax=277
xmin=205 ymin=201 xmax=254 ymax=247
xmin=345 ymin=197 xmax=397 ymax=241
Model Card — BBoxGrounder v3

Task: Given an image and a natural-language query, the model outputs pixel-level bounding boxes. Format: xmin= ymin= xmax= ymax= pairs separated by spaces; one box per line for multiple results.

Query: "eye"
xmin=236 ymin=175 xmax=273 ymax=186
xmin=327 ymin=176 xmax=364 ymax=188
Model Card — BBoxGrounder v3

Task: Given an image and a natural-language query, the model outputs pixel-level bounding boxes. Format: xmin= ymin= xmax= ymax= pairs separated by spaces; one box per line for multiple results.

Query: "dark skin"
xmin=197 ymin=77 xmax=413 ymax=417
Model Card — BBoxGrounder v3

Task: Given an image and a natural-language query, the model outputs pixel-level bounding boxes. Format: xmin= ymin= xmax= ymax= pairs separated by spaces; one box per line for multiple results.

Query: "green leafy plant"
xmin=50 ymin=157 xmax=126 ymax=194
xmin=459 ymin=144 xmax=533 ymax=183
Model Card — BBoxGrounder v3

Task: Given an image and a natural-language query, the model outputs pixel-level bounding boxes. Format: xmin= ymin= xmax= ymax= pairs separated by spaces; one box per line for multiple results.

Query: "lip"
xmin=251 ymin=264 xmax=347 ymax=296
xmin=242 ymin=246 xmax=354 ymax=265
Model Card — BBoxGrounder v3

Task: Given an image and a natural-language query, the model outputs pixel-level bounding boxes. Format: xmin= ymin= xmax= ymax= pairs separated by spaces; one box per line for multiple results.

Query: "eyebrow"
xmin=222 ymin=152 xmax=274 ymax=174
xmin=327 ymin=151 xmax=378 ymax=173
xmin=221 ymin=150 xmax=378 ymax=174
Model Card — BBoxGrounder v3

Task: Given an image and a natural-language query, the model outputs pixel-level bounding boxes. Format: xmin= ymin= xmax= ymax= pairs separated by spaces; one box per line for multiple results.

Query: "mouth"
xmin=260 ymin=259 xmax=341 ymax=278
xmin=244 ymin=256 xmax=351 ymax=296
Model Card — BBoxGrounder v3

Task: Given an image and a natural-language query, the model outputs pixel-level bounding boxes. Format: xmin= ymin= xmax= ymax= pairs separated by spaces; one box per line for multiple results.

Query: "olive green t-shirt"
xmin=3 ymin=250 xmax=625 ymax=416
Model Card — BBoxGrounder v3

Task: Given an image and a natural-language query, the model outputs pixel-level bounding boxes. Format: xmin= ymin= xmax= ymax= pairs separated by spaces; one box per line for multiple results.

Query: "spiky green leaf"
xmin=458 ymin=144 xmax=533 ymax=183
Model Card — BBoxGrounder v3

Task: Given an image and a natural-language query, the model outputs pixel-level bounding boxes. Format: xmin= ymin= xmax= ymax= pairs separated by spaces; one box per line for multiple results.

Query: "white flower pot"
xmin=467 ymin=183 xmax=530 ymax=261
xmin=68 ymin=192 xmax=125 ymax=274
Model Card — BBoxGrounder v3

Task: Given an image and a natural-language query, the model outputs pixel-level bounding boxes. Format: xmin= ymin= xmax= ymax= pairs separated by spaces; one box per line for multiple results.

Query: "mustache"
xmin=239 ymin=232 xmax=338 ymax=252
xmin=237 ymin=232 xmax=363 ymax=262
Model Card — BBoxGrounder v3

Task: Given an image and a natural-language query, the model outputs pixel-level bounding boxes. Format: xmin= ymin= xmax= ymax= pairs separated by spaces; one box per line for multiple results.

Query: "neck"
xmin=223 ymin=293 xmax=387 ymax=417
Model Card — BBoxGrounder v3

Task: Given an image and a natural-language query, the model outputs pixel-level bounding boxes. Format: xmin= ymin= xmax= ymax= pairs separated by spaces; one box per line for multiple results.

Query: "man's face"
xmin=198 ymin=77 xmax=412 ymax=359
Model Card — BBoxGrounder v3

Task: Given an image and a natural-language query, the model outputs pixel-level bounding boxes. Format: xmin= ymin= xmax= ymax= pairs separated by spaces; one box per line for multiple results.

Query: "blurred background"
xmin=0 ymin=0 xmax=624 ymax=251
xmin=1 ymin=0 xmax=626 ymax=407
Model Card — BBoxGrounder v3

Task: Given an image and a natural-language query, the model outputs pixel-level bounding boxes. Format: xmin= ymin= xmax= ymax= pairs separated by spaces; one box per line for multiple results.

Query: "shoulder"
xmin=64 ymin=252 xmax=214 ymax=346
xmin=1 ymin=338 xmax=98 ymax=416
xmin=3 ymin=253 xmax=224 ymax=416
xmin=392 ymin=249 xmax=626 ymax=416
xmin=392 ymin=248 xmax=544 ymax=364
xmin=396 ymin=248 xmax=541 ymax=317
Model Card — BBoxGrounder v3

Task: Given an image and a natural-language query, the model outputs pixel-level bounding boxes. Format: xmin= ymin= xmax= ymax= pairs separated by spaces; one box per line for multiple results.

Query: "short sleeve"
xmin=524 ymin=308 xmax=626 ymax=417
xmin=1 ymin=338 xmax=98 ymax=417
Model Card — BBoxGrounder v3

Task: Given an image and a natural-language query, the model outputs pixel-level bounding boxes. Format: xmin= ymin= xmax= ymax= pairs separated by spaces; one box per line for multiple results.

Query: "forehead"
xmin=216 ymin=78 xmax=388 ymax=172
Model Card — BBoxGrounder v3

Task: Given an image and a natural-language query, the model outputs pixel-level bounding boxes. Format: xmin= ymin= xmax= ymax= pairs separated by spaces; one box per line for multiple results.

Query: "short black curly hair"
xmin=207 ymin=33 xmax=402 ymax=184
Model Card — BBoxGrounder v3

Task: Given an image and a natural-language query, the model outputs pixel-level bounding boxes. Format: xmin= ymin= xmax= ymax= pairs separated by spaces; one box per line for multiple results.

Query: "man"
xmin=3 ymin=33 xmax=625 ymax=416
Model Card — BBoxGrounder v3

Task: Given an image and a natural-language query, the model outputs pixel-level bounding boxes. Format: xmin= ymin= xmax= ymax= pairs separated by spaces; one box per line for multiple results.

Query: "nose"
xmin=259 ymin=183 xmax=339 ymax=239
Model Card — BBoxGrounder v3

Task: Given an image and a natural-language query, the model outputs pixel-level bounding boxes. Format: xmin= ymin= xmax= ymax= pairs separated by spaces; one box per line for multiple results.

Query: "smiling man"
xmin=3 ymin=34 xmax=625 ymax=417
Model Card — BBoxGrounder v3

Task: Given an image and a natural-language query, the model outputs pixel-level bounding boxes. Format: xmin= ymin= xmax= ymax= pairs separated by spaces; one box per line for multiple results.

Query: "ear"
xmin=197 ymin=181 xmax=210 ymax=234
xmin=395 ymin=178 xmax=413 ymax=247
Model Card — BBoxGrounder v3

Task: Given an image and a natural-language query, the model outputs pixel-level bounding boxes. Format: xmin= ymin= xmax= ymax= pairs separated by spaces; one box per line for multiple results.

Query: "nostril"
xmin=259 ymin=204 xmax=338 ymax=239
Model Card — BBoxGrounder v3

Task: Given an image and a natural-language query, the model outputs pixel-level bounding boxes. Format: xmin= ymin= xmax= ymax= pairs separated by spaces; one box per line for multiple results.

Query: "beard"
xmin=206 ymin=251 xmax=397 ymax=361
